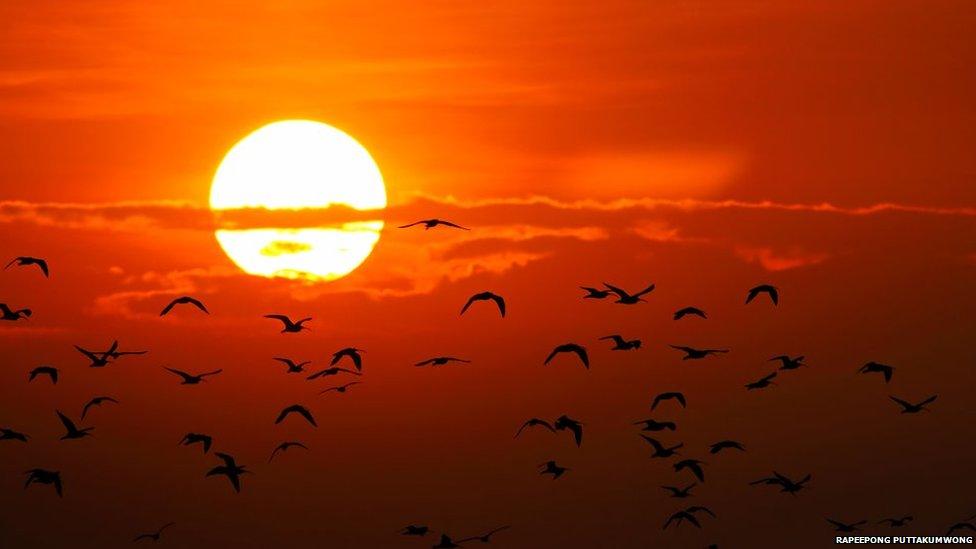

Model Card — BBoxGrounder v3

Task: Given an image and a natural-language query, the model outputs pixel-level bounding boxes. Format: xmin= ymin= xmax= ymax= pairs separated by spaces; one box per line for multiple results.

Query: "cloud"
xmin=735 ymin=246 xmax=829 ymax=271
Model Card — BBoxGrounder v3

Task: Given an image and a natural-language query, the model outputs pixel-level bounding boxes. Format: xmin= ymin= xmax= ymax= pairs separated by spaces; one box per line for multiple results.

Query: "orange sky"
xmin=2 ymin=2 xmax=976 ymax=548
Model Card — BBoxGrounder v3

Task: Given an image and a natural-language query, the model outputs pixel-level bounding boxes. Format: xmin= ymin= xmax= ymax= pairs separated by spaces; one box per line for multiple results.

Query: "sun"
xmin=209 ymin=120 xmax=386 ymax=281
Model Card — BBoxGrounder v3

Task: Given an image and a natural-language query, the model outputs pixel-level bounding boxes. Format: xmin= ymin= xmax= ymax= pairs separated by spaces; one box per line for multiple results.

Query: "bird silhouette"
xmin=514 ymin=418 xmax=556 ymax=438
xmin=275 ymin=404 xmax=317 ymax=427
xmin=398 ymin=219 xmax=469 ymax=231
xmin=878 ymin=516 xmax=914 ymax=527
xmin=163 ymin=367 xmax=222 ymax=385
xmin=24 ymin=469 xmax=62 ymax=497
xmin=544 ymin=343 xmax=589 ymax=369
xmin=306 ymin=366 xmax=362 ymax=380
xmin=206 ymin=452 xmax=251 ymax=493
xmin=890 ymin=395 xmax=937 ymax=414
xmin=269 ymin=441 xmax=309 ymax=462
xmin=5 ymin=256 xmax=49 ymax=277
xmin=460 ymin=291 xmax=506 ymax=317
xmin=81 ymin=396 xmax=119 ymax=420
xmin=669 ymin=345 xmax=729 ymax=360
xmin=458 ymin=525 xmax=511 ymax=543
xmin=133 ymin=522 xmax=175 ymax=542
xmin=750 ymin=472 xmax=811 ymax=495
xmin=179 ymin=433 xmax=213 ymax=454
xmin=859 ymin=361 xmax=895 ymax=383
xmin=603 ymin=282 xmax=655 ymax=304
xmin=554 ymin=415 xmax=584 ymax=447
xmin=641 ymin=435 xmax=683 ymax=458
xmin=1 ymin=428 xmax=29 ymax=442
xmin=673 ymin=459 xmax=706 ymax=482
xmin=661 ymin=483 xmax=696 ymax=498
xmin=273 ymin=357 xmax=310 ymax=374
xmin=708 ymin=440 xmax=745 ymax=454
xmin=331 ymin=347 xmax=365 ymax=372
xmin=415 ymin=356 xmax=471 ymax=367
xmin=580 ymin=286 xmax=612 ymax=299
xmin=264 ymin=314 xmax=312 ymax=333
xmin=651 ymin=392 xmax=687 ymax=411
xmin=633 ymin=418 xmax=677 ymax=432
xmin=770 ymin=355 xmax=805 ymax=370
xmin=159 ymin=296 xmax=209 ymax=316
xmin=28 ymin=365 xmax=58 ymax=384
xmin=663 ymin=507 xmax=715 ymax=530
xmin=946 ymin=516 xmax=976 ymax=535
xmin=827 ymin=519 xmax=867 ymax=532
xmin=599 ymin=335 xmax=641 ymax=351
xmin=99 ymin=345 xmax=148 ymax=360
xmin=56 ymin=410 xmax=93 ymax=440
xmin=75 ymin=341 xmax=118 ymax=367
xmin=539 ymin=460 xmax=569 ymax=479
xmin=319 ymin=381 xmax=362 ymax=394
xmin=745 ymin=372 xmax=777 ymax=390
xmin=746 ymin=284 xmax=779 ymax=305
xmin=400 ymin=525 xmax=430 ymax=536
xmin=1 ymin=303 xmax=32 ymax=321
xmin=673 ymin=307 xmax=707 ymax=320
xmin=431 ymin=534 xmax=464 ymax=548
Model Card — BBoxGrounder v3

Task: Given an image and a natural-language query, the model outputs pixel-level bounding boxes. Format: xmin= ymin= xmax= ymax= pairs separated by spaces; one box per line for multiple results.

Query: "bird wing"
xmin=74 ymin=346 xmax=100 ymax=362
xmin=264 ymin=314 xmax=292 ymax=325
xmin=295 ymin=406 xmax=317 ymax=427
xmin=633 ymin=283 xmax=655 ymax=297
xmin=602 ymin=282 xmax=629 ymax=297
xmin=459 ymin=294 xmax=479 ymax=315
xmin=159 ymin=299 xmax=179 ymax=316
xmin=351 ymin=352 xmax=362 ymax=370
xmin=397 ymin=221 xmax=424 ymax=228
xmin=35 ymin=259 xmax=49 ymax=277
xmin=164 ymin=367 xmax=193 ymax=381
xmin=566 ymin=421 xmax=583 ymax=446
xmin=3 ymin=258 xmax=17 ymax=269
xmin=919 ymin=395 xmax=938 ymax=407
xmin=438 ymin=220 xmax=470 ymax=230
xmin=55 ymin=410 xmax=77 ymax=432
xmin=543 ymin=348 xmax=560 ymax=365
xmin=488 ymin=293 xmax=506 ymax=316
xmin=273 ymin=357 xmax=295 ymax=367
xmin=640 ymin=435 xmax=665 ymax=452
xmin=100 ymin=340 xmax=119 ymax=361
xmin=669 ymin=344 xmax=693 ymax=353
xmin=571 ymin=345 xmax=589 ymax=368
xmin=889 ymin=396 xmax=912 ymax=409
xmin=53 ymin=475 xmax=63 ymax=497
xmin=515 ymin=419 xmax=555 ymax=437
xmin=200 ymin=369 xmax=223 ymax=378
xmin=414 ymin=358 xmax=435 ymax=366
xmin=673 ymin=393 xmax=687 ymax=407
xmin=186 ymin=297 xmax=209 ymax=313
xmin=215 ymin=452 xmax=236 ymax=468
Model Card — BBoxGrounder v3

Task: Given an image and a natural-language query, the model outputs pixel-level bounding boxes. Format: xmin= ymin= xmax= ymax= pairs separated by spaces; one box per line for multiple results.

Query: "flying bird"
xmin=633 ymin=419 xmax=677 ymax=432
xmin=275 ymin=404 xmax=317 ymax=427
xmin=859 ymin=361 xmax=895 ymax=383
xmin=770 ymin=355 xmax=805 ymax=371
xmin=745 ymin=372 xmax=777 ymax=390
xmin=1 ymin=428 xmax=29 ymax=442
xmin=673 ymin=459 xmax=706 ymax=482
xmin=669 ymin=345 xmax=729 ymax=360
xmin=878 ymin=516 xmax=914 ymax=528
xmin=603 ymin=282 xmax=655 ymax=304
xmin=640 ymin=435 xmax=683 ymax=458
xmin=75 ymin=341 xmax=118 ymax=367
xmin=673 ymin=307 xmax=707 ymax=320
xmin=400 ymin=525 xmax=430 ymax=536
xmin=206 ymin=452 xmax=251 ymax=493
xmin=708 ymin=440 xmax=745 ymax=454
xmin=554 ymin=415 xmax=584 ymax=447
xmin=599 ymin=335 xmax=641 ymax=351
xmin=946 ymin=516 xmax=976 ymax=535
xmin=133 ymin=522 xmax=175 ymax=543
xmin=544 ymin=343 xmax=589 ymax=369
xmin=56 ymin=410 xmax=93 ymax=440
xmin=179 ymin=433 xmax=213 ymax=454
xmin=269 ymin=441 xmax=309 ymax=462
xmin=663 ymin=507 xmax=715 ymax=530
xmin=331 ymin=347 xmax=365 ymax=371
xmin=28 ymin=365 xmax=58 ymax=384
xmin=273 ymin=357 xmax=310 ymax=374
xmin=458 ymin=526 xmax=511 ymax=543
xmin=460 ymin=291 xmax=506 ymax=317
xmin=5 ymin=256 xmax=49 ymax=277
xmin=159 ymin=296 xmax=209 ymax=316
xmin=750 ymin=472 xmax=811 ymax=495
xmin=398 ymin=219 xmax=469 ymax=231
xmin=415 ymin=356 xmax=471 ymax=367
xmin=515 ymin=418 xmax=556 ymax=438
xmin=81 ymin=396 xmax=119 ymax=420
xmin=319 ymin=382 xmax=362 ymax=394
xmin=827 ymin=519 xmax=867 ymax=533
xmin=24 ymin=469 xmax=62 ymax=497
xmin=651 ymin=392 xmax=687 ymax=411
xmin=264 ymin=314 xmax=312 ymax=333
xmin=306 ymin=367 xmax=362 ymax=380
xmin=580 ymin=286 xmax=613 ymax=299
xmin=539 ymin=460 xmax=569 ymax=479
xmin=163 ymin=367 xmax=222 ymax=385
xmin=890 ymin=395 xmax=937 ymax=414
xmin=99 ymin=345 xmax=148 ymax=360
xmin=746 ymin=284 xmax=779 ymax=305
xmin=661 ymin=483 xmax=696 ymax=498
xmin=0 ymin=303 xmax=32 ymax=321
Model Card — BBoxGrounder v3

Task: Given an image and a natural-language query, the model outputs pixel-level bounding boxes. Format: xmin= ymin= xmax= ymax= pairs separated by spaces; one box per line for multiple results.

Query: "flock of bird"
xmin=1 ymin=218 xmax=971 ymax=546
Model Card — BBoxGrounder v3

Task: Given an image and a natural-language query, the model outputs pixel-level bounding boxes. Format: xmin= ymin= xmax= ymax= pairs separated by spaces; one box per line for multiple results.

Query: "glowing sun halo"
xmin=209 ymin=120 xmax=386 ymax=281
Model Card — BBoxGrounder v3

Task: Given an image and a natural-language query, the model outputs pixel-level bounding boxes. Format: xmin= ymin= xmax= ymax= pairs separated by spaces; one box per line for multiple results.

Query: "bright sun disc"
xmin=209 ymin=120 xmax=386 ymax=281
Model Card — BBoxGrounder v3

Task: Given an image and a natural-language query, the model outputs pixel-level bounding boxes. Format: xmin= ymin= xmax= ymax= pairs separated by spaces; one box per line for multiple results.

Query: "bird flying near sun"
xmin=209 ymin=120 xmax=386 ymax=282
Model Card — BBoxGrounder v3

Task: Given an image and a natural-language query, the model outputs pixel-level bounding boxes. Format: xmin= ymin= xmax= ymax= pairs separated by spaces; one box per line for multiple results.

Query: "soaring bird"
xmin=745 ymin=372 xmax=777 ymax=390
xmin=946 ymin=516 xmax=976 ymax=535
xmin=673 ymin=307 xmax=707 ymax=320
xmin=24 ymin=469 xmax=62 ymax=497
xmin=827 ymin=519 xmax=867 ymax=533
xmin=264 ymin=314 xmax=312 ymax=333
xmin=331 ymin=347 xmax=365 ymax=372
xmin=319 ymin=382 xmax=362 ymax=394
xmin=163 ymin=367 xmax=222 ymax=385
xmin=554 ymin=415 xmax=584 ymax=447
xmin=663 ymin=507 xmax=715 ymax=530
xmin=1 ymin=428 xmax=29 ymax=442
xmin=133 ymin=522 xmax=176 ymax=542
xmin=708 ymin=440 xmax=745 ymax=454
xmin=206 ymin=452 xmax=251 ymax=493
xmin=890 ymin=395 xmax=937 ymax=414
xmin=580 ymin=286 xmax=613 ymax=299
xmin=859 ymin=361 xmax=895 ymax=383
xmin=640 ymin=435 xmax=683 ymax=458
xmin=770 ymin=355 xmax=805 ymax=371
xmin=661 ymin=483 xmax=696 ymax=498
xmin=81 ymin=396 xmax=119 ymax=420
xmin=458 ymin=526 xmax=511 ymax=543
xmin=306 ymin=367 xmax=362 ymax=380
xmin=460 ymin=291 xmax=506 ymax=317
xmin=398 ymin=219 xmax=469 ymax=231
xmin=878 ymin=516 xmax=914 ymax=528
xmin=415 ymin=356 xmax=471 ymax=367
xmin=515 ymin=418 xmax=556 ymax=438
xmin=28 ymin=365 xmax=58 ymax=384
xmin=746 ymin=284 xmax=779 ymax=305
xmin=0 ymin=303 xmax=32 ymax=321
xmin=269 ymin=441 xmax=309 ymax=462
xmin=275 ymin=404 xmax=317 ymax=427
xmin=599 ymin=335 xmax=641 ymax=351
xmin=273 ymin=357 xmax=310 ymax=374
xmin=651 ymin=392 xmax=687 ymax=411
xmin=633 ymin=419 xmax=677 ymax=432
xmin=544 ymin=343 xmax=589 ymax=369
xmin=179 ymin=433 xmax=213 ymax=454
xmin=669 ymin=345 xmax=729 ymax=360
xmin=673 ymin=459 xmax=706 ymax=482
xmin=159 ymin=296 xmax=209 ymax=316
xmin=750 ymin=472 xmax=811 ymax=495
xmin=603 ymin=282 xmax=655 ymax=304
xmin=56 ymin=410 xmax=93 ymax=440
xmin=75 ymin=341 xmax=118 ymax=367
xmin=400 ymin=525 xmax=430 ymax=536
xmin=5 ymin=256 xmax=49 ymax=277
xmin=539 ymin=460 xmax=569 ymax=479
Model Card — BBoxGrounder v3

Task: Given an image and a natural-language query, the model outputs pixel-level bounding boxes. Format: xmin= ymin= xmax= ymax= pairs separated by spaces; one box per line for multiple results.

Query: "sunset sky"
xmin=2 ymin=2 xmax=975 ymax=548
